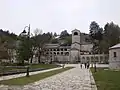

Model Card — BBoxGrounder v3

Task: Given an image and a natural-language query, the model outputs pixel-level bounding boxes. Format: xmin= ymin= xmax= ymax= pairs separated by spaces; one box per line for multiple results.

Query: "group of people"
xmin=80 ymin=62 xmax=90 ymax=69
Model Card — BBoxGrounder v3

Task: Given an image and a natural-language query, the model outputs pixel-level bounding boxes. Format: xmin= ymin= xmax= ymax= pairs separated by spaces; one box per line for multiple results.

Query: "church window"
xmin=65 ymin=52 xmax=69 ymax=56
xmin=74 ymin=32 xmax=78 ymax=35
xmin=114 ymin=52 xmax=117 ymax=57
xmin=61 ymin=48 xmax=63 ymax=51
xmin=57 ymin=52 xmax=59 ymax=55
xmin=82 ymin=57 xmax=85 ymax=59
xmin=54 ymin=52 xmax=56 ymax=55
xmin=65 ymin=48 xmax=67 ymax=51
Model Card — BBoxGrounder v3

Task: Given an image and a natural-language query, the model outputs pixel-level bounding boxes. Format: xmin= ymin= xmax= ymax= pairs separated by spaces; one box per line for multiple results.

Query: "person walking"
xmin=80 ymin=63 xmax=82 ymax=69
xmin=84 ymin=63 xmax=87 ymax=68
xmin=87 ymin=62 xmax=90 ymax=69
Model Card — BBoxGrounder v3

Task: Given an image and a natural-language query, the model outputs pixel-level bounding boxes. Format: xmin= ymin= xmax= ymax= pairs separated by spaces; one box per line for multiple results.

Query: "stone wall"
xmin=81 ymin=54 xmax=108 ymax=64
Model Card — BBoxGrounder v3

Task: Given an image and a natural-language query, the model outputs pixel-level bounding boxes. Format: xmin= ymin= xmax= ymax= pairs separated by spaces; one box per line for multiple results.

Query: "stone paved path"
xmin=0 ymin=64 xmax=96 ymax=90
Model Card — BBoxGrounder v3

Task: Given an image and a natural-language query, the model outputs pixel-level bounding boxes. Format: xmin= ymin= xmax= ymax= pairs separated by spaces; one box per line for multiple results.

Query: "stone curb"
xmin=89 ymin=70 xmax=97 ymax=90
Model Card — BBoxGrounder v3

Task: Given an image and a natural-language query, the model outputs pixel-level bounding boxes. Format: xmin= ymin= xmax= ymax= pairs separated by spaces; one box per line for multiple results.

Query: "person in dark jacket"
xmin=87 ymin=62 xmax=90 ymax=69
xmin=84 ymin=63 xmax=87 ymax=68
xmin=80 ymin=63 xmax=82 ymax=69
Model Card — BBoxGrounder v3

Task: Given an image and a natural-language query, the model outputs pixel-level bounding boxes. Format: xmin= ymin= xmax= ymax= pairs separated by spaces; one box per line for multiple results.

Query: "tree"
xmin=51 ymin=39 xmax=59 ymax=44
xmin=64 ymin=35 xmax=72 ymax=45
xmin=89 ymin=21 xmax=103 ymax=54
xmin=89 ymin=21 xmax=103 ymax=72
xmin=60 ymin=30 xmax=69 ymax=38
xmin=32 ymin=31 xmax=52 ymax=63
xmin=0 ymin=41 xmax=10 ymax=62
xmin=101 ymin=22 xmax=120 ymax=53
xmin=34 ymin=28 xmax=42 ymax=36
xmin=16 ymin=36 xmax=32 ymax=65
xmin=53 ymin=32 xmax=57 ymax=37
xmin=0 ymin=34 xmax=17 ymax=63
xmin=0 ymin=29 xmax=17 ymax=63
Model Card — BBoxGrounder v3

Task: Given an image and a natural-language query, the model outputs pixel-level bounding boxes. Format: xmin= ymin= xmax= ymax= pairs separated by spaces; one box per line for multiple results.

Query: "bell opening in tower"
xmin=74 ymin=32 xmax=78 ymax=35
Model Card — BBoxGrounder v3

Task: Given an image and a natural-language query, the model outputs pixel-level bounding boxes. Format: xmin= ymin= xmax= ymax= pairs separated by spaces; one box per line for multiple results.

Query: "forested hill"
xmin=0 ymin=29 xmax=17 ymax=39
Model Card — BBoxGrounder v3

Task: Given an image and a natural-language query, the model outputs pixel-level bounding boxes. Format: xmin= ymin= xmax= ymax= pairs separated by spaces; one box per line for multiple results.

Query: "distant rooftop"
xmin=71 ymin=29 xmax=80 ymax=32
xmin=109 ymin=43 xmax=120 ymax=49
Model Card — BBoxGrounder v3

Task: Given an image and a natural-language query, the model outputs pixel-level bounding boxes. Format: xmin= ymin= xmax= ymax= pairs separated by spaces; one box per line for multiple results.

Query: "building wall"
xmin=55 ymin=55 xmax=69 ymax=62
xmin=81 ymin=54 xmax=108 ymax=64
xmin=81 ymin=44 xmax=93 ymax=52
xmin=71 ymin=43 xmax=80 ymax=50
xmin=70 ymin=50 xmax=80 ymax=63
xmin=109 ymin=49 xmax=120 ymax=69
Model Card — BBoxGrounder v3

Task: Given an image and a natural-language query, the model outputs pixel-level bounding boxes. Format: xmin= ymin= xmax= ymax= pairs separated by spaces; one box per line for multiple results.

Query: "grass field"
xmin=0 ymin=67 xmax=73 ymax=85
xmin=91 ymin=68 xmax=120 ymax=90
xmin=29 ymin=64 xmax=60 ymax=69
xmin=0 ymin=64 xmax=60 ymax=73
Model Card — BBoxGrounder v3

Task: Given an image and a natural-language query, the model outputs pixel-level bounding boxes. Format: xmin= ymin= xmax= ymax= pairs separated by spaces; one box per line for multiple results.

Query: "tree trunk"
xmin=30 ymin=55 xmax=33 ymax=63
xmin=38 ymin=49 xmax=41 ymax=63
xmin=22 ymin=60 xmax=24 ymax=65
xmin=38 ymin=54 xmax=41 ymax=63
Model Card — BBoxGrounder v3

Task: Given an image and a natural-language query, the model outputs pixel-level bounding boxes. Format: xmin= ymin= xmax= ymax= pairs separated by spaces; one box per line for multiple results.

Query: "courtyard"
xmin=1 ymin=64 xmax=120 ymax=90
xmin=0 ymin=64 xmax=95 ymax=90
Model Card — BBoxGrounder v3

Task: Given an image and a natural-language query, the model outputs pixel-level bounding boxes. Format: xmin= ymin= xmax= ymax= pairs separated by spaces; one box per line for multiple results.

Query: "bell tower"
xmin=71 ymin=29 xmax=81 ymax=50
xmin=70 ymin=29 xmax=81 ymax=63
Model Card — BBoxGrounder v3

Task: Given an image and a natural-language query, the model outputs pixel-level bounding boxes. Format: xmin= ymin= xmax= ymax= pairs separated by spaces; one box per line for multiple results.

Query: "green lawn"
xmin=0 ymin=64 xmax=60 ymax=73
xmin=91 ymin=68 xmax=120 ymax=90
xmin=29 ymin=64 xmax=60 ymax=69
xmin=0 ymin=67 xmax=73 ymax=85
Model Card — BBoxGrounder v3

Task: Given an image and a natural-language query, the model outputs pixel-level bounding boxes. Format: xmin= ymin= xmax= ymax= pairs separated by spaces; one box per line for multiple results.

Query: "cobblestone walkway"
xmin=0 ymin=64 xmax=96 ymax=90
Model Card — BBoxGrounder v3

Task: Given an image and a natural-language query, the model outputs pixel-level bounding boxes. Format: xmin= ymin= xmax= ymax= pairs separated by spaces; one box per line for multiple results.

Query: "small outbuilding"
xmin=109 ymin=43 xmax=120 ymax=69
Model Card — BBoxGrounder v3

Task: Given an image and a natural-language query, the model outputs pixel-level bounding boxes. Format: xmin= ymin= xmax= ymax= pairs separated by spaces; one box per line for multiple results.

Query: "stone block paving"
xmin=0 ymin=64 xmax=97 ymax=90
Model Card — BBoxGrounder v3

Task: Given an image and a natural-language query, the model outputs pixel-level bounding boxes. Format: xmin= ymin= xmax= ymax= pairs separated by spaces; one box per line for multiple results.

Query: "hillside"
xmin=0 ymin=29 xmax=17 ymax=60
xmin=51 ymin=32 xmax=91 ymax=46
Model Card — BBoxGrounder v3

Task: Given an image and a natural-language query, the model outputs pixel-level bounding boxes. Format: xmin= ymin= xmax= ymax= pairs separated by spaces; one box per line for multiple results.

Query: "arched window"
xmin=57 ymin=52 xmax=59 ymax=55
xmin=61 ymin=52 xmax=63 ymax=55
xmin=95 ymin=57 xmax=98 ymax=62
xmin=54 ymin=52 xmax=56 ymax=55
xmin=74 ymin=32 xmax=78 ymax=35
xmin=87 ymin=57 xmax=90 ymax=60
xmin=82 ymin=57 xmax=85 ymax=59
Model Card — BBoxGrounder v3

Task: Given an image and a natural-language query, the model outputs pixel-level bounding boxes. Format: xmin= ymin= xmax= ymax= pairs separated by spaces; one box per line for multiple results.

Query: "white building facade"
xmin=41 ymin=29 xmax=108 ymax=64
xmin=109 ymin=43 xmax=120 ymax=69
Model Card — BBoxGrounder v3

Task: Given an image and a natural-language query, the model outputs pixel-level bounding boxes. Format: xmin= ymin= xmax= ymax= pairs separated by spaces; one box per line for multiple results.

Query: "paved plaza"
xmin=0 ymin=64 xmax=101 ymax=90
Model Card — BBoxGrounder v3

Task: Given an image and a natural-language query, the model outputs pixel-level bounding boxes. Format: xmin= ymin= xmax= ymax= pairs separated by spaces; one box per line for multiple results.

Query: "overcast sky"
xmin=0 ymin=0 xmax=120 ymax=35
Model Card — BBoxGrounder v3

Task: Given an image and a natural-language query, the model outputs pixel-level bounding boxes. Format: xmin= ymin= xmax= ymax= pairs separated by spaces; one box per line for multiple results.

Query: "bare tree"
xmin=34 ymin=28 xmax=42 ymax=36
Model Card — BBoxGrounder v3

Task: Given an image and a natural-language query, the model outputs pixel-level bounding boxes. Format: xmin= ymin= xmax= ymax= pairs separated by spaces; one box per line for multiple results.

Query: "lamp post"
xmin=23 ymin=24 xmax=31 ymax=77
xmin=93 ymin=50 xmax=97 ymax=72
xmin=23 ymin=24 xmax=30 ymax=38
xmin=22 ymin=24 xmax=31 ymax=62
